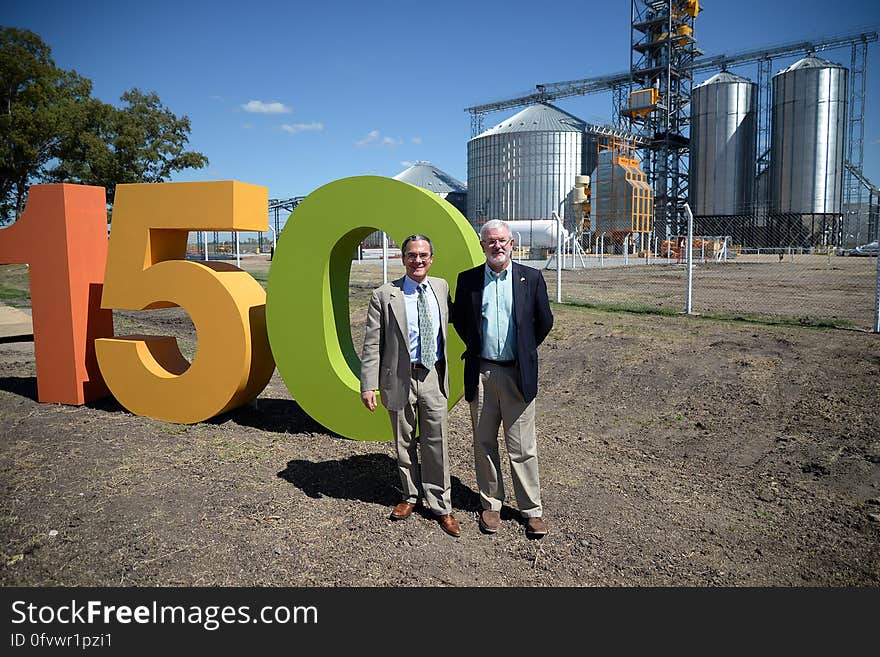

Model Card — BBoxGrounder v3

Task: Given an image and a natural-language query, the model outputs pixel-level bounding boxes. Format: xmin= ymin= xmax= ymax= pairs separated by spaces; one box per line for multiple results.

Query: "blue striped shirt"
xmin=402 ymin=276 xmax=441 ymax=365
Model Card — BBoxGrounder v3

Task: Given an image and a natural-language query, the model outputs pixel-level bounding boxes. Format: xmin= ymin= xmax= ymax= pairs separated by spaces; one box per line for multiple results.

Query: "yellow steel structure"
xmin=627 ymin=87 xmax=659 ymax=117
xmin=591 ymin=135 xmax=653 ymax=238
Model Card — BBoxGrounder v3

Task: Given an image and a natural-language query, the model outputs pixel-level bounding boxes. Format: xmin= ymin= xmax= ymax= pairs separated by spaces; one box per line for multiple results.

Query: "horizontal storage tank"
xmin=690 ymin=71 xmax=757 ymax=216
xmin=502 ymin=219 xmax=568 ymax=249
xmin=467 ymin=103 xmax=586 ymax=225
xmin=770 ymin=55 xmax=848 ymax=215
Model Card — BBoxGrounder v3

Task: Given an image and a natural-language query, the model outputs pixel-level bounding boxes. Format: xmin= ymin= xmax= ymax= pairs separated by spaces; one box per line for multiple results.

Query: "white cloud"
xmin=410 ymin=137 xmax=422 ymax=145
xmin=281 ymin=122 xmax=324 ymax=134
xmin=356 ymin=130 xmax=381 ymax=146
xmin=241 ymin=100 xmax=292 ymax=114
xmin=355 ymin=130 xmax=406 ymax=147
xmin=242 ymin=123 xmax=253 ymax=130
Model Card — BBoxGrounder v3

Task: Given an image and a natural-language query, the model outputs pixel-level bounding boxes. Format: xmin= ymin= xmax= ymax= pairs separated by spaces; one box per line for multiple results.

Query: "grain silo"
xmin=769 ymin=55 xmax=848 ymax=246
xmin=689 ymin=71 xmax=758 ymax=245
xmin=467 ymin=102 xmax=587 ymax=235
xmin=361 ymin=162 xmax=466 ymax=248
xmin=394 ymin=161 xmax=467 ymax=216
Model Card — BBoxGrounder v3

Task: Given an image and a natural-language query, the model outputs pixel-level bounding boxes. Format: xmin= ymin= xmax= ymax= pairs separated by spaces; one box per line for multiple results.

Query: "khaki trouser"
xmin=388 ymin=363 xmax=451 ymax=516
xmin=469 ymin=360 xmax=542 ymax=518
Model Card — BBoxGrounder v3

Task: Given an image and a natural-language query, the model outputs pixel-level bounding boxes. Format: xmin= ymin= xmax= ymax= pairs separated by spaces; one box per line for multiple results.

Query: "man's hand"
xmin=361 ymin=390 xmax=377 ymax=411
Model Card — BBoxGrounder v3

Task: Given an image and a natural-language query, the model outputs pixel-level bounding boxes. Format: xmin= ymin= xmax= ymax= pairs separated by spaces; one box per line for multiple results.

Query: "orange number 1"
xmin=0 ymin=184 xmax=113 ymax=404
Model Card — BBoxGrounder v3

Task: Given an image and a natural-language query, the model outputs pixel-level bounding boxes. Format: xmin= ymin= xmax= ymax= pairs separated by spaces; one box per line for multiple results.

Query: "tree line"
xmin=1 ymin=27 xmax=208 ymax=223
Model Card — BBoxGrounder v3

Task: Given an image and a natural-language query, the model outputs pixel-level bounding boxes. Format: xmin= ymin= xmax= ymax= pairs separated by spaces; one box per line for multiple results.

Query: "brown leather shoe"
xmin=478 ymin=509 xmax=501 ymax=534
xmin=525 ymin=516 xmax=548 ymax=538
xmin=390 ymin=501 xmax=416 ymax=520
xmin=438 ymin=513 xmax=461 ymax=538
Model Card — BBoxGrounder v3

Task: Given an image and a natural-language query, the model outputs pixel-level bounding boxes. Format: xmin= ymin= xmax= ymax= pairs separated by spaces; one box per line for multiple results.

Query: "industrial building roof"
xmin=695 ymin=70 xmax=753 ymax=87
xmin=475 ymin=102 xmax=587 ymax=138
xmin=776 ymin=54 xmax=845 ymax=75
xmin=393 ymin=161 xmax=467 ymax=193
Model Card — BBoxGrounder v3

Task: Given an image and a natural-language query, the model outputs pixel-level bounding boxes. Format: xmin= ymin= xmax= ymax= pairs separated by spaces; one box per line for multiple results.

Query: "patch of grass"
xmin=0 ymin=285 xmax=29 ymax=301
xmin=163 ymin=425 xmax=188 ymax=435
xmin=697 ymin=310 xmax=855 ymax=331
xmin=555 ymin=299 xmax=859 ymax=331
xmin=558 ymin=300 xmax=679 ymax=317
xmin=0 ymin=265 xmax=31 ymax=301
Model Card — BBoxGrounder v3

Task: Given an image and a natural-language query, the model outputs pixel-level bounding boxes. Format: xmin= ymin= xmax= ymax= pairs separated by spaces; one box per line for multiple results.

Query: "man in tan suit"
xmin=360 ymin=234 xmax=460 ymax=538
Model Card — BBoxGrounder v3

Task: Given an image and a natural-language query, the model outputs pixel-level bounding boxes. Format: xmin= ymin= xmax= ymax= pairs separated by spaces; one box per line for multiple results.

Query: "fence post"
xmin=382 ymin=232 xmax=388 ymax=284
xmin=685 ymin=203 xmax=694 ymax=315
xmin=552 ymin=211 xmax=562 ymax=303
xmin=874 ymin=249 xmax=879 ymax=333
xmin=267 ymin=225 xmax=277 ymax=260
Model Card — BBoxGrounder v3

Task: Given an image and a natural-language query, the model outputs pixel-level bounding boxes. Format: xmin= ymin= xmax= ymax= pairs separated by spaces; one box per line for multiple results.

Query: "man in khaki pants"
xmin=360 ymin=234 xmax=460 ymax=538
xmin=452 ymin=220 xmax=554 ymax=538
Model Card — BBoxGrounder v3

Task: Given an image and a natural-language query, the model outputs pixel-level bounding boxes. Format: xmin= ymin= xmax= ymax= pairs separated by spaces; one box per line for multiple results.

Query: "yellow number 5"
xmin=95 ymin=182 xmax=275 ymax=423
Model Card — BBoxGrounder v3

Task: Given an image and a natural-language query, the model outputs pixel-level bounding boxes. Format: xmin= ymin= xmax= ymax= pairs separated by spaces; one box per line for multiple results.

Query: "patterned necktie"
xmin=417 ymin=284 xmax=436 ymax=368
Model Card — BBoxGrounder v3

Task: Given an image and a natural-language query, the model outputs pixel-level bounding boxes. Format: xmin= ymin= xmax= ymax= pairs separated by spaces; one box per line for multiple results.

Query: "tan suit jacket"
xmin=360 ymin=275 xmax=450 ymax=411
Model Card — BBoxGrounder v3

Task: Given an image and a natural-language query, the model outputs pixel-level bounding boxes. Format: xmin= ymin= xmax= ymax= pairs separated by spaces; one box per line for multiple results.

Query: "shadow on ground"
xmin=0 ymin=376 xmax=38 ymax=401
xmin=276 ymin=451 xmax=500 ymax=518
xmin=217 ymin=397 xmax=337 ymax=436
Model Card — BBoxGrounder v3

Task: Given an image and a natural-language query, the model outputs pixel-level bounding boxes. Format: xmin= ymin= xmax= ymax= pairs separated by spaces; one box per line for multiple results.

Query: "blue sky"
xmin=4 ymin=0 xmax=880 ymax=200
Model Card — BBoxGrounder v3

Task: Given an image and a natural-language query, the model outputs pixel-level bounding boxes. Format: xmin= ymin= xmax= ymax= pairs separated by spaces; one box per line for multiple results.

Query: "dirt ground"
xmin=546 ymin=253 xmax=879 ymax=330
xmin=1 ymin=258 xmax=879 ymax=586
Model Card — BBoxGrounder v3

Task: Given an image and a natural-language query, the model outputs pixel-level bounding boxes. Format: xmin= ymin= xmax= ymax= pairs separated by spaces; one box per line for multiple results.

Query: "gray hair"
xmin=401 ymin=234 xmax=434 ymax=255
xmin=479 ymin=219 xmax=511 ymax=241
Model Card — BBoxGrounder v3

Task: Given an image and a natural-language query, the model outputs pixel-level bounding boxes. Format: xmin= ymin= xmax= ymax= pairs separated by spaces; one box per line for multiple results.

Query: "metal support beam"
xmin=756 ymin=57 xmax=772 ymax=177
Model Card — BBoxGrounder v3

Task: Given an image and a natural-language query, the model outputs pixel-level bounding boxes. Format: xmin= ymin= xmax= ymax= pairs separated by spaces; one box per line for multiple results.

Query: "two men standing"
xmin=359 ymin=220 xmax=553 ymax=539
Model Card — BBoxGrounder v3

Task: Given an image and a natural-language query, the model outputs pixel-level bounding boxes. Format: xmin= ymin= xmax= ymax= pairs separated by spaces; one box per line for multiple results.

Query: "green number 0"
xmin=265 ymin=176 xmax=483 ymax=441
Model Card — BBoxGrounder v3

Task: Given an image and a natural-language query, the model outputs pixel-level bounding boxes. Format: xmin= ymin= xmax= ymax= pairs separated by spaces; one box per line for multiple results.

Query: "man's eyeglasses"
xmin=483 ymin=238 xmax=512 ymax=247
xmin=405 ymin=253 xmax=432 ymax=262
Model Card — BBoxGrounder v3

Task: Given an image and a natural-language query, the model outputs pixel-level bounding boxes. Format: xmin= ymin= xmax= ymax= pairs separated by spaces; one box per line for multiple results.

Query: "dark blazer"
xmin=451 ymin=261 xmax=553 ymax=404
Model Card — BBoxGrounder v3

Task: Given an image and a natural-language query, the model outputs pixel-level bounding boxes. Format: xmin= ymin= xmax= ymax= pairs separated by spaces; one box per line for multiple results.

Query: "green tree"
xmin=1 ymin=27 xmax=208 ymax=222
xmin=0 ymin=27 xmax=92 ymax=222
xmin=50 ymin=88 xmax=209 ymax=206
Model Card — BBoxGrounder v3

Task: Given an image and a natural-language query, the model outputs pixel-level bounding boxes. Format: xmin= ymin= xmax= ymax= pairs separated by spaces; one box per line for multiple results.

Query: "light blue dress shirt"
xmin=480 ymin=264 xmax=516 ymax=361
xmin=402 ymin=275 xmax=442 ymax=365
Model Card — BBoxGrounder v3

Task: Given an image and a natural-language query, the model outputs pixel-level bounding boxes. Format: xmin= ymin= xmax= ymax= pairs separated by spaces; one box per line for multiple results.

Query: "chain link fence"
xmin=533 ymin=209 xmax=880 ymax=332
xmin=179 ymin=214 xmax=879 ymax=332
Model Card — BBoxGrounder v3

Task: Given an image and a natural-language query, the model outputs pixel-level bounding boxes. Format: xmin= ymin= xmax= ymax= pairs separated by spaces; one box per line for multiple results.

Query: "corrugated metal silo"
xmin=361 ymin=162 xmax=468 ymax=248
xmin=770 ymin=55 xmax=848 ymax=218
xmin=394 ymin=161 xmax=467 ymax=216
xmin=467 ymin=103 xmax=586 ymax=226
xmin=690 ymin=71 xmax=757 ymax=217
